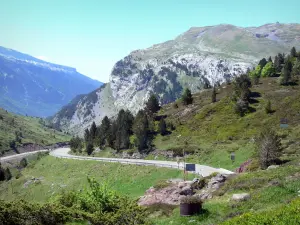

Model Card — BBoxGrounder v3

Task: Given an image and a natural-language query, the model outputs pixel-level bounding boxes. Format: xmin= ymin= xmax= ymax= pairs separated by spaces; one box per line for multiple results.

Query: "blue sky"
xmin=0 ymin=0 xmax=300 ymax=82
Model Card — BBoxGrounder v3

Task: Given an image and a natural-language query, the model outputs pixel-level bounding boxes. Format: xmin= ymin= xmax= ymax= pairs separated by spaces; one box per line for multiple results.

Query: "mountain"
xmin=0 ymin=46 xmax=103 ymax=117
xmin=52 ymin=23 xmax=300 ymax=134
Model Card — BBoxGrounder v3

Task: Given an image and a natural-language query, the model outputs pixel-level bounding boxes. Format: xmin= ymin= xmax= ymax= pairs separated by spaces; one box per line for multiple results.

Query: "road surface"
xmin=0 ymin=150 xmax=48 ymax=162
xmin=50 ymin=147 xmax=234 ymax=177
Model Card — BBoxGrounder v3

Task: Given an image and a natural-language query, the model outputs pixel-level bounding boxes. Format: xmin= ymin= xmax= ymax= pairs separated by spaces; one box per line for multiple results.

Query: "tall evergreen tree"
xmin=182 ymin=88 xmax=193 ymax=105
xmin=97 ymin=116 xmax=111 ymax=147
xmin=115 ymin=109 xmax=134 ymax=150
xmin=268 ymin=56 xmax=272 ymax=63
xmin=291 ymin=47 xmax=297 ymax=58
xmin=274 ymin=53 xmax=285 ymax=73
xmin=84 ymin=128 xmax=90 ymax=143
xmin=145 ymin=94 xmax=160 ymax=114
xmin=133 ymin=110 xmax=152 ymax=152
xmin=211 ymin=86 xmax=217 ymax=103
xmin=258 ymin=58 xmax=268 ymax=68
xmin=90 ymin=121 xmax=97 ymax=141
xmin=86 ymin=142 xmax=94 ymax=155
xmin=158 ymin=118 xmax=167 ymax=136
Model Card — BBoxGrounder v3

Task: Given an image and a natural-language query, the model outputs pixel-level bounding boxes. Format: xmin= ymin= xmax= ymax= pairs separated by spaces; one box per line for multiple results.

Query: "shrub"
xmin=234 ymin=99 xmax=249 ymax=117
xmin=221 ymin=198 xmax=300 ymax=225
xmin=265 ymin=100 xmax=273 ymax=114
xmin=20 ymin=158 xmax=28 ymax=168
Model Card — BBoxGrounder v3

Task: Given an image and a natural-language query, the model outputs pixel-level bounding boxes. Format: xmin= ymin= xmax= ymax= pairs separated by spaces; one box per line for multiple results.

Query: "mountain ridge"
xmin=52 ymin=23 xmax=300 ymax=135
xmin=0 ymin=46 xmax=103 ymax=117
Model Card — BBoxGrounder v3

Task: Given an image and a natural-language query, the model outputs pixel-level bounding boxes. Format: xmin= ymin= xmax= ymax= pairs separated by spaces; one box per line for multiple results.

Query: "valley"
xmin=0 ymin=16 xmax=300 ymax=225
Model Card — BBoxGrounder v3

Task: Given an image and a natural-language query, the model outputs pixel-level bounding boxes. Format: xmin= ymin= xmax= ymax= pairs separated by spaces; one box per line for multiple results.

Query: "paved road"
xmin=50 ymin=147 xmax=234 ymax=177
xmin=0 ymin=150 xmax=48 ymax=162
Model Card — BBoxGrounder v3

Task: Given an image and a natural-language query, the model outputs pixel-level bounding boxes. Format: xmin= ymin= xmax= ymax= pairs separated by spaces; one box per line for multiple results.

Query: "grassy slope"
xmin=0 ymin=107 xmax=70 ymax=154
xmin=153 ymin=163 xmax=300 ymax=225
xmin=153 ymin=77 xmax=300 ymax=170
xmin=0 ymin=155 xmax=195 ymax=203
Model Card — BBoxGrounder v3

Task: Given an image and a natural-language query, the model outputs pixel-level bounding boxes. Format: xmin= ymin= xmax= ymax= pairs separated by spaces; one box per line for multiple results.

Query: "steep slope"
xmin=0 ymin=46 xmax=102 ymax=117
xmin=0 ymin=107 xmax=70 ymax=156
xmin=52 ymin=23 xmax=300 ymax=134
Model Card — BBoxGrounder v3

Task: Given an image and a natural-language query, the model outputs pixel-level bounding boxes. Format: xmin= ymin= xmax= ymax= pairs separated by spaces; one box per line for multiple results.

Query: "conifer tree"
xmin=211 ymin=86 xmax=217 ymax=103
xmin=182 ymin=88 xmax=193 ymax=105
xmin=291 ymin=47 xmax=297 ymax=58
xmin=145 ymin=94 xmax=160 ymax=114
xmin=89 ymin=122 xmax=97 ymax=141
xmin=158 ymin=118 xmax=167 ymax=136
xmin=265 ymin=100 xmax=272 ymax=114
xmin=133 ymin=110 xmax=152 ymax=152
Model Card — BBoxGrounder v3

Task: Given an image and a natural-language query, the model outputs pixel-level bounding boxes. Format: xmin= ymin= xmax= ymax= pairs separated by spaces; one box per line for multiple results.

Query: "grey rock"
xmin=179 ymin=186 xmax=194 ymax=196
xmin=231 ymin=193 xmax=251 ymax=201
xmin=267 ymin=165 xmax=279 ymax=170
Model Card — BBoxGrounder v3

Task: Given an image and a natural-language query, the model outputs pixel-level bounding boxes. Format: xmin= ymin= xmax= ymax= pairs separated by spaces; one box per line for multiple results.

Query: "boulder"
xmin=267 ymin=165 xmax=279 ymax=170
xmin=231 ymin=193 xmax=250 ymax=201
xmin=179 ymin=186 xmax=194 ymax=196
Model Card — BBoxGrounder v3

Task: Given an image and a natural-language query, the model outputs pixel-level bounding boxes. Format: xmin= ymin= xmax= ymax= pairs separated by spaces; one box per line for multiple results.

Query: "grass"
xmin=0 ymin=155 xmax=196 ymax=203
xmin=151 ymin=164 xmax=300 ymax=225
xmin=152 ymin=77 xmax=300 ymax=170
xmin=0 ymin=107 xmax=70 ymax=155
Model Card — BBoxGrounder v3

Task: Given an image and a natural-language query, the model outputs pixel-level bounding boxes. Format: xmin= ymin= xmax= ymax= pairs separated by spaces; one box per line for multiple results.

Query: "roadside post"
xmin=230 ymin=152 xmax=235 ymax=164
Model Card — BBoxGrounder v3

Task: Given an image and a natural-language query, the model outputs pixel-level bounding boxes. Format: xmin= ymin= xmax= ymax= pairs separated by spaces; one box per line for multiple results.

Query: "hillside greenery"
xmin=0 ymin=108 xmax=70 ymax=155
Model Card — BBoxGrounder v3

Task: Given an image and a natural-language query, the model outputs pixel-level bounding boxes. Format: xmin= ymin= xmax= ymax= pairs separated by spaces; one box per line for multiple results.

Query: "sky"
xmin=0 ymin=0 xmax=300 ymax=82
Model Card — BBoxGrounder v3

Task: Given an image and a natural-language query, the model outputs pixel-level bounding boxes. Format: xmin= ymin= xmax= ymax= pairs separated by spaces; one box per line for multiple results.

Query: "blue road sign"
xmin=186 ymin=164 xmax=196 ymax=172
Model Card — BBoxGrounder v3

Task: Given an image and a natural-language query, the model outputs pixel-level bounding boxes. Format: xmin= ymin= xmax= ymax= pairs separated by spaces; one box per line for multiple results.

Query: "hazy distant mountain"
xmin=0 ymin=46 xmax=102 ymax=117
xmin=52 ymin=23 xmax=300 ymax=134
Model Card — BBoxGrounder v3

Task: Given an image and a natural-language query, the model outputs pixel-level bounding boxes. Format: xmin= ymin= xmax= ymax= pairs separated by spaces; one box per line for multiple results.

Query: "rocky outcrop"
xmin=138 ymin=174 xmax=230 ymax=206
xmin=52 ymin=23 xmax=300 ymax=134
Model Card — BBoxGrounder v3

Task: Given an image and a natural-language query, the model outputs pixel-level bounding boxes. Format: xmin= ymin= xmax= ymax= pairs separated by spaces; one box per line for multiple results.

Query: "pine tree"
xmin=211 ymin=86 xmax=217 ymax=103
xmin=145 ymin=94 xmax=160 ymax=114
xmin=86 ymin=142 xmax=94 ymax=155
xmin=97 ymin=116 xmax=111 ymax=147
xmin=89 ymin=122 xmax=97 ymax=141
xmin=291 ymin=47 xmax=297 ymax=58
xmin=258 ymin=58 xmax=268 ymax=68
xmin=84 ymin=128 xmax=90 ymax=143
xmin=268 ymin=56 xmax=272 ymax=63
xmin=182 ymin=88 xmax=193 ymax=105
xmin=158 ymin=118 xmax=167 ymax=136
xmin=133 ymin=110 xmax=152 ymax=152
xmin=114 ymin=110 xmax=134 ymax=150
xmin=274 ymin=53 xmax=285 ymax=73
xmin=257 ymin=129 xmax=282 ymax=169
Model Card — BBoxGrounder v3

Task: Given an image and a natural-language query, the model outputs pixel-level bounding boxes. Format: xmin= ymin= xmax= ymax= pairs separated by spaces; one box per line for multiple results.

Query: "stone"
xmin=267 ymin=165 xmax=279 ymax=170
xmin=179 ymin=186 xmax=194 ymax=196
xmin=231 ymin=193 xmax=250 ymax=201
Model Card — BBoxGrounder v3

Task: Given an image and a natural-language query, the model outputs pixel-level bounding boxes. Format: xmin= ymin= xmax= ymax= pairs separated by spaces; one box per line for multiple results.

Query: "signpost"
xmin=230 ymin=152 xmax=235 ymax=164
xmin=186 ymin=164 xmax=196 ymax=172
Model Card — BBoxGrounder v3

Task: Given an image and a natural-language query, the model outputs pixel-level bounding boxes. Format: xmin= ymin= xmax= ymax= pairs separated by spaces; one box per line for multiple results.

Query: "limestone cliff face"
xmin=52 ymin=23 xmax=300 ymax=135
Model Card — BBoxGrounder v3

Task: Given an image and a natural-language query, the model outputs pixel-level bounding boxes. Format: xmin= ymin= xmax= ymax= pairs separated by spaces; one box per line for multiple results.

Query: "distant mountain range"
xmin=0 ymin=46 xmax=102 ymax=117
xmin=48 ymin=23 xmax=299 ymax=134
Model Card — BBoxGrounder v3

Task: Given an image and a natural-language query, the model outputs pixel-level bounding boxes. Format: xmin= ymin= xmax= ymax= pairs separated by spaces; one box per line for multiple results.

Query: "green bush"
xmin=221 ymin=198 xmax=300 ymax=225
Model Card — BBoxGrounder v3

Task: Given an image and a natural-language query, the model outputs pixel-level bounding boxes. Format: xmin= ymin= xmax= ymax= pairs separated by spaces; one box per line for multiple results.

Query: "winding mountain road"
xmin=1 ymin=148 xmax=234 ymax=177
xmin=50 ymin=148 xmax=233 ymax=177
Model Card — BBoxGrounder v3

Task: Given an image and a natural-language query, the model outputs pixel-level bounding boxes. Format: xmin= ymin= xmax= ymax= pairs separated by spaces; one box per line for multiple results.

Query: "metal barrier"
xmin=54 ymin=154 xmax=183 ymax=169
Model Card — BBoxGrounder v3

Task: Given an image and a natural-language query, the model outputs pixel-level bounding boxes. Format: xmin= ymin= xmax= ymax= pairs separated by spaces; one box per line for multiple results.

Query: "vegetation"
xmin=182 ymin=88 xmax=193 ymax=105
xmin=256 ymin=129 xmax=282 ymax=169
xmin=0 ymin=107 xmax=70 ymax=155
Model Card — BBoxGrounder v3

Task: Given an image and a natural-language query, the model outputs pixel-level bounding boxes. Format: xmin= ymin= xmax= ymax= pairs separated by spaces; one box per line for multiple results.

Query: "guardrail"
xmin=54 ymin=154 xmax=184 ymax=170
